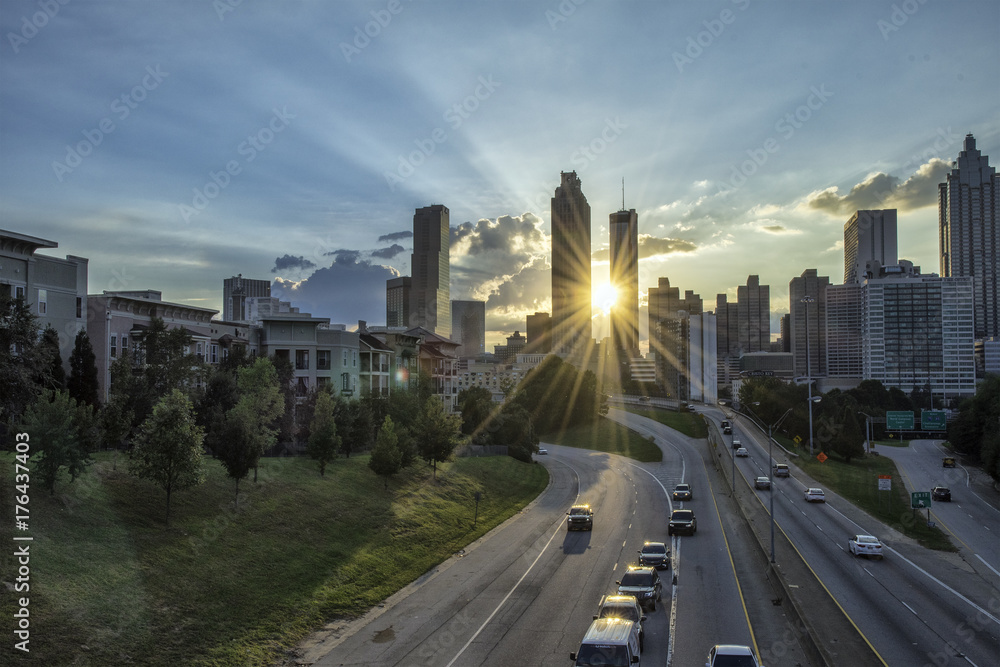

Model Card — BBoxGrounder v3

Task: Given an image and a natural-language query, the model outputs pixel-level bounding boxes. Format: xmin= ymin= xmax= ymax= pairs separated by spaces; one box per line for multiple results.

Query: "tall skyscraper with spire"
xmin=939 ymin=134 xmax=999 ymax=339
xmin=410 ymin=204 xmax=450 ymax=337
xmin=550 ymin=171 xmax=592 ymax=357
xmin=609 ymin=207 xmax=639 ymax=355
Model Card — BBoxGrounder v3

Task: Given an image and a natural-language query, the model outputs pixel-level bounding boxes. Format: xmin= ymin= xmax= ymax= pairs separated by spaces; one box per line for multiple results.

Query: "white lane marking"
xmin=901 ymin=601 xmax=917 ymax=616
xmin=975 ymin=553 xmax=1000 ymax=578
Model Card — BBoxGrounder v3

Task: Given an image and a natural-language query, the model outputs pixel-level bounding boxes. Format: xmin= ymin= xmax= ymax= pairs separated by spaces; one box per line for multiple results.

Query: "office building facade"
xmin=609 ymin=208 xmax=639 ymax=355
xmin=525 ymin=311 xmax=552 ymax=354
xmin=451 ymin=300 xmax=486 ymax=359
xmin=789 ymin=269 xmax=830 ymax=380
xmin=386 ymin=276 xmax=411 ymax=328
xmin=939 ymin=134 xmax=999 ymax=339
xmin=222 ymin=274 xmax=270 ymax=322
xmin=410 ymin=205 xmax=450 ymax=337
xmin=844 ymin=210 xmax=898 ymax=284
xmin=550 ymin=171 xmax=592 ymax=358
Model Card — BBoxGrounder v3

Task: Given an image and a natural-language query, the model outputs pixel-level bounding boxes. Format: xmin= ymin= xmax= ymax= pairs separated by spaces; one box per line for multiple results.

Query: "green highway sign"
xmin=911 ymin=491 xmax=931 ymax=509
xmin=921 ymin=410 xmax=947 ymax=430
xmin=887 ymin=411 xmax=915 ymax=430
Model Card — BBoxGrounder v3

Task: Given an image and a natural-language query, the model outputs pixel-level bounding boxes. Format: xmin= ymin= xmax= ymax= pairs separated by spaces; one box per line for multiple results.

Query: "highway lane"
xmin=728 ymin=414 xmax=1000 ymax=666
xmin=878 ymin=439 xmax=1000 ymax=588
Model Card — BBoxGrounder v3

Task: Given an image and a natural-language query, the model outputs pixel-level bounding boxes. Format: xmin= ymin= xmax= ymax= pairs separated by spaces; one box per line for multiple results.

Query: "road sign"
xmin=921 ymin=410 xmax=947 ymax=430
xmin=878 ymin=475 xmax=891 ymax=491
xmin=816 ymin=452 xmax=828 ymax=463
xmin=887 ymin=411 xmax=915 ymax=430
xmin=794 ymin=435 xmax=802 ymax=444
xmin=911 ymin=491 xmax=931 ymax=509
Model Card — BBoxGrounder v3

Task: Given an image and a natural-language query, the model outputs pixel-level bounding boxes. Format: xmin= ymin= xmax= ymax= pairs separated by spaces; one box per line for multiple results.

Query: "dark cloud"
xmin=272 ymin=254 xmax=317 ymax=273
xmin=762 ymin=225 xmax=786 ymax=233
xmin=372 ymin=243 xmax=406 ymax=259
xmin=378 ymin=231 xmax=412 ymax=242
xmin=452 ymin=213 xmax=546 ymax=255
xmin=324 ymin=249 xmax=361 ymax=265
xmin=451 ymin=213 xmax=548 ymax=301
xmin=271 ymin=257 xmax=397 ymax=325
xmin=637 ymin=235 xmax=698 ymax=259
xmin=807 ymin=158 xmax=950 ymax=214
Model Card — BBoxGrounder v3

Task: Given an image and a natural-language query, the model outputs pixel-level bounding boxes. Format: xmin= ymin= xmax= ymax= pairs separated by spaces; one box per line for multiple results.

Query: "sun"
xmin=593 ymin=281 xmax=619 ymax=316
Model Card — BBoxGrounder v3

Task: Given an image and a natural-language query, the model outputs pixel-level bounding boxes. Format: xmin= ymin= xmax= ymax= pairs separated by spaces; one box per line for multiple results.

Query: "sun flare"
xmin=593 ymin=282 xmax=619 ymax=316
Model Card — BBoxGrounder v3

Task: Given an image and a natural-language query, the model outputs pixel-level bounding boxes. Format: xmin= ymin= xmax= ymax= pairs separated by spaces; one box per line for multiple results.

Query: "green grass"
xmin=0 ymin=451 xmax=548 ymax=666
xmin=793 ymin=450 xmax=955 ymax=551
xmin=540 ymin=416 xmax=663 ymax=462
xmin=620 ymin=406 xmax=709 ymax=439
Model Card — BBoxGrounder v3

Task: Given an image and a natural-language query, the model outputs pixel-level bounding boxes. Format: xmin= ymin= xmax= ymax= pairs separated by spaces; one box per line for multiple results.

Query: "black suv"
xmin=637 ymin=541 xmax=670 ymax=569
xmin=932 ymin=486 xmax=951 ymax=502
xmin=594 ymin=595 xmax=647 ymax=650
xmin=668 ymin=509 xmax=697 ymax=536
xmin=616 ymin=566 xmax=663 ymax=611
xmin=566 ymin=504 xmax=594 ymax=531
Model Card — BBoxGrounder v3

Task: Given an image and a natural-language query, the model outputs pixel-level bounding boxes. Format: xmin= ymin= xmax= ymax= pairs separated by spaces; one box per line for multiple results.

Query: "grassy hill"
xmin=0 ymin=451 xmax=548 ymax=666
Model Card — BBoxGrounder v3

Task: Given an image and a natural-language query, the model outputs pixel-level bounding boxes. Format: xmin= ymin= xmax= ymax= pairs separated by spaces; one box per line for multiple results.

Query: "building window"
xmin=76 ymin=297 xmax=82 ymax=318
xmin=296 ymin=349 xmax=310 ymax=370
xmin=353 ymin=350 xmax=357 ymax=367
xmin=15 ymin=285 xmax=26 ymax=300
xmin=343 ymin=349 xmax=348 ymax=366
xmin=110 ymin=334 xmax=117 ymax=358
xmin=196 ymin=342 xmax=204 ymax=360
xmin=317 ymin=376 xmax=331 ymax=388
xmin=37 ymin=289 xmax=47 ymax=315
xmin=296 ymin=377 xmax=309 ymax=396
xmin=210 ymin=344 xmax=219 ymax=364
xmin=342 ymin=372 xmax=350 ymax=391
xmin=317 ymin=350 xmax=331 ymax=370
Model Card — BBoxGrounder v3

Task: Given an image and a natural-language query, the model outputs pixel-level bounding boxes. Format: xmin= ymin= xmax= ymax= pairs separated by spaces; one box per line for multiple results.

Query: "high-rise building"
xmin=410 ymin=205 xmax=450 ymax=337
xmin=609 ymin=208 xmax=639 ymax=355
xmin=826 ymin=283 xmax=863 ymax=378
xmin=386 ymin=276 xmax=411 ymax=328
xmin=737 ymin=275 xmax=770 ymax=354
xmin=550 ymin=171 xmax=592 ymax=358
xmin=939 ymin=134 xmax=999 ymax=339
xmin=789 ymin=269 xmax=830 ymax=380
xmin=451 ymin=300 xmax=485 ymax=359
xmin=223 ymin=274 xmax=271 ymax=322
xmin=526 ymin=311 xmax=552 ymax=354
xmin=844 ymin=210 xmax=898 ymax=284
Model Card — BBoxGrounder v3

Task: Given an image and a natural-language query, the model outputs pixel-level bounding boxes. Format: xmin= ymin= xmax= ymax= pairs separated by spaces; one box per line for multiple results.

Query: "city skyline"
xmin=2 ymin=1 xmax=998 ymax=351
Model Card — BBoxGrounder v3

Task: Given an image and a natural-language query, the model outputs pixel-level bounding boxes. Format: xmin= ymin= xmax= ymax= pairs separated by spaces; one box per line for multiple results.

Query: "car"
xmin=848 ymin=534 xmax=883 ymax=559
xmin=942 ymin=457 xmax=956 ymax=468
xmin=570 ymin=618 xmax=641 ymax=666
xmin=672 ymin=483 xmax=693 ymax=501
xmin=705 ymin=643 xmax=764 ymax=667
xmin=639 ymin=396 xmax=651 ymax=403
xmin=932 ymin=486 xmax=951 ymax=502
xmin=772 ymin=463 xmax=790 ymax=477
xmin=537 ymin=448 xmax=548 ymax=455
xmin=804 ymin=488 xmax=825 ymax=503
xmin=735 ymin=447 xmax=749 ymax=457
xmin=567 ymin=504 xmax=594 ymax=531
xmin=616 ymin=565 xmax=663 ymax=611
xmin=731 ymin=437 xmax=742 ymax=449
xmin=754 ymin=476 xmax=771 ymax=490
xmin=594 ymin=595 xmax=647 ymax=651
xmin=723 ymin=425 xmax=733 ymax=434
xmin=668 ymin=509 xmax=697 ymax=536
xmin=637 ymin=541 xmax=670 ymax=570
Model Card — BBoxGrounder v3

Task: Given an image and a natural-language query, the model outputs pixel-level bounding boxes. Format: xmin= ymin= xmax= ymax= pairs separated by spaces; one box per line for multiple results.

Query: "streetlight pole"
xmin=859 ymin=411 xmax=873 ymax=454
xmin=747 ymin=403 xmax=792 ymax=564
xmin=801 ymin=296 xmax=816 ymax=457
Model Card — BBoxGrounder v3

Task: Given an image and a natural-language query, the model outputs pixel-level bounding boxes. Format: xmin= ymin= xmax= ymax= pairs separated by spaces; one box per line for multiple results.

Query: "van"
xmin=570 ymin=617 xmax=641 ymax=665
xmin=773 ymin=463 xmax=789 ymax=477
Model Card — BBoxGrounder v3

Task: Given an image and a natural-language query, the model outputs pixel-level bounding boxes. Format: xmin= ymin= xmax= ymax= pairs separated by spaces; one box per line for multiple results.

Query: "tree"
xmin=212 ymin=404 xmax=259 ymax=504
xmin=67 ymin=329 xmax=101 ymax=408
xmin=412 ymin=396 xmax=461 ymax=480
xmin=20 ymin=391 xmax=93 ymax=494
xmin=231 ymin=357 xmax=284 ymax=483
xmin=1 ymin=292 xmax=43 ymax=436
xmin=368 ymin=415 xmax=403 ymax=488
xmin=270 ymin=353 xmax=296 ymax=446
xmin=307 ymin=391 xmax=341 ymax=476
xmin=494 ymin=404 xmax=538 ymax=463
xmin=128 ymin=389 xmax=205 ymax=526
xmin=37 ymin=325 xmax=65 ymax=391
xmin=458 ymin=386 xmax=494 ymax=437
xmin=948 ymin=375 xmax=1000 ymax=481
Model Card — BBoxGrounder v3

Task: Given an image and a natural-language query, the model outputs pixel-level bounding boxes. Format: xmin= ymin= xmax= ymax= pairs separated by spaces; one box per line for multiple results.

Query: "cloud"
xmin=272 ymin=254 xmax=317 ymax=273
xmin=271 ymin=257 xmax=397 ymax=325
xmin=762 ymin=225 xmax=787 ymax=233
xmin=378 ymin=231 xmax=412 ymax=242
xmin=806 ymin=158 xmax=951 ymax=215
xmin=638 ymin=235 xmax=698 ymax=258
xmin=325 ymin=249 xmax=362 ymax=264
xmin=450 ymin=213 xmax=548 ymax=301
xmin=371 ymin=243 xmax=406 ymax=259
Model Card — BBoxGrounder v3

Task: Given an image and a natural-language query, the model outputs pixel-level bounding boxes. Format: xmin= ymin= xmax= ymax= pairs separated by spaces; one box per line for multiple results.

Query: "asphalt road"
xmin=726 ymin=413 xmax=1000 ymax=667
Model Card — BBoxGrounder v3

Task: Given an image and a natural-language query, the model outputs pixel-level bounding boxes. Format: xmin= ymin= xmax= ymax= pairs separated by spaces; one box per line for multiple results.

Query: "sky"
xmin=2 ymin=0 xmax=999 ymax=353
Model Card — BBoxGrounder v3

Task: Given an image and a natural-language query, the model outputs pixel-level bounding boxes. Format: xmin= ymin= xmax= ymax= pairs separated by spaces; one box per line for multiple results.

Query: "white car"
xmin=849 ymin=534 xmax=883 ymax=559
xmin=804 ymin=488 xmax=826 ymax=503
xmin=706 ymin=644 xmax=764 ymax=666
xmin=537 ymin=448 xmax=548 ymax=455
xmin=735 ymin=447 xmax=749 ymax=457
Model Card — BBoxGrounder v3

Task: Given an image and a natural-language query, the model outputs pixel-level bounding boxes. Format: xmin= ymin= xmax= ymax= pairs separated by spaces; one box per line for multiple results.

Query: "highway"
xmin=723 ymin=410 xmax=1000 ymax=667
xmin=305 ymin=407 xmax=779 ymax=666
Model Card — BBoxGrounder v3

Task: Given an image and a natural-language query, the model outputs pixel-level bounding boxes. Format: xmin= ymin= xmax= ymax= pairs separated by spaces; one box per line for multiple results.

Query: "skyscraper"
xmin=386 ymin=276 xmax=411 ymax=328
xmin=844 ymin=210 xmax=898 ymax=284
xmin=609 ymin=208 xmax=639 ymax=355
xmin=526 ymin=311 xmax=552 ymax=354
xmin=737 ymin=275 xmax=770 ymax=354
xmin=410 ymin=205 xmax=450 ymax=337
xmin=223 ymin=274 xmax=270 ymax=322
xmin=451 ymin=300 xmax=485 ymax=358
xmin=550 ymin=171 xmax=592 ymax=357
xmin=939 ymin=134 xmax=999 ymax=339
xmin=789 ymin=269 xmax=829 ymax=380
